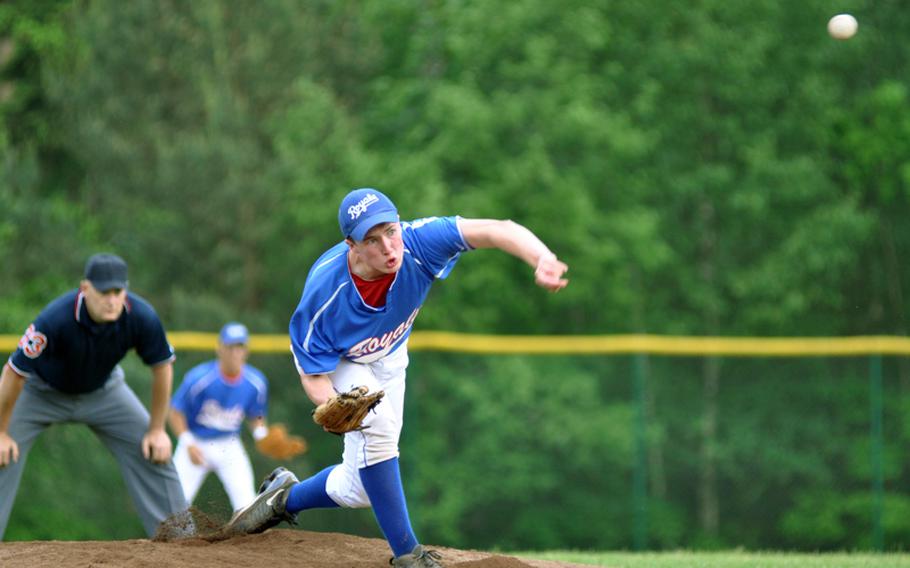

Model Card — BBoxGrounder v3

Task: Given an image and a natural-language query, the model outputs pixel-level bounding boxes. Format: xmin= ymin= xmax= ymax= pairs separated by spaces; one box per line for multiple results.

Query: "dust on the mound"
xmin=153 ymin=506 xmax=237 ymax=542
xmin=1 ymin=525 xmax=594 ymax=568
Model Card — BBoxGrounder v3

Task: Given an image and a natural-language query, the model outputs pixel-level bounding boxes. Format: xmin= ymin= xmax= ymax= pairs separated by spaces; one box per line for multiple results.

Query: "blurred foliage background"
xmin=1 ymin=0 xmax=909 ymax=552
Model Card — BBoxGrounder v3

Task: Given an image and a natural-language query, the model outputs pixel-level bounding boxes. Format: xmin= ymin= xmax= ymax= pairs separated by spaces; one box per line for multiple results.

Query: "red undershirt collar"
xmin=350 ymin=268 xmax=395 ymax=307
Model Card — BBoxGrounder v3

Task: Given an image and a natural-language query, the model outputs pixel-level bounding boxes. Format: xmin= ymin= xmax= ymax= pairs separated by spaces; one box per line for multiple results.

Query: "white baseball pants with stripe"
xmin=325 ymin=345 xmax=408 ymax=508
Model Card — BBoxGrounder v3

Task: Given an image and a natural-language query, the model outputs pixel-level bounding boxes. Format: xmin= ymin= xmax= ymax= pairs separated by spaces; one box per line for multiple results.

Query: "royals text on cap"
xmin=338 ymin=188 xmax=400 ymax=242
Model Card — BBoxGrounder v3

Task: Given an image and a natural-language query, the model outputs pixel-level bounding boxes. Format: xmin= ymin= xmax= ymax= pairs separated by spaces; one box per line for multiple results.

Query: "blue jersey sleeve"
xmin=243 ymin=365 xmax=269 ymax=419
xmin=402 ymin=216 xmax=472 ymax=280
xmin=171 ymin=363 xmax=206 ymax=413
xmin=290 ymin=306 xmax=343 ymax=375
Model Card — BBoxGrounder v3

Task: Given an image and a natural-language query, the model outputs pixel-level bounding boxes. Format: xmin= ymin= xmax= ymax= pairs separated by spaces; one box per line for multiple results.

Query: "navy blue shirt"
xmin=8 ymin=290 xmax=175 ymax=394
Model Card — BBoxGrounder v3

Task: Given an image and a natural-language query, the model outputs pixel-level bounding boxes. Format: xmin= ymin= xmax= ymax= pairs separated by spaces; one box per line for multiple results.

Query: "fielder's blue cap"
xmin=339 ymin=188 xmax=399 ymax=242
xmin=84 ymin=253 xmax=129 ymax=291
xmin=219 ymin=322 xmax=249 ymax=345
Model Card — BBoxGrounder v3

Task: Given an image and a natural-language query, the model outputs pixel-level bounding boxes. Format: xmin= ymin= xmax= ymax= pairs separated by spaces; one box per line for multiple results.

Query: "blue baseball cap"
xmin=338 ymin=188 xmax=399 ymax=242
xmin=219 ymin=322 xmax=249 ymax=345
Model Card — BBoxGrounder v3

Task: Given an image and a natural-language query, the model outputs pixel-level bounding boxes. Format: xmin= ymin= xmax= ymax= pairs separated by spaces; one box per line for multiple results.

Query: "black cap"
xmin=84 ymin=253 xmax=128 ymax=291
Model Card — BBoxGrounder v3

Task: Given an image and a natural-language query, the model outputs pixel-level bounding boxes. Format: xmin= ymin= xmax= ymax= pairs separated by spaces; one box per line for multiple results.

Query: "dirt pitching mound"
xmin=0 ymin=528 xmax=592 ymax=568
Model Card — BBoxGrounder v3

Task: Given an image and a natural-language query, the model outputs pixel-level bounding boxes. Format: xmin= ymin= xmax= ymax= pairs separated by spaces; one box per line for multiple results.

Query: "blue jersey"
xmin=290 ymin=216 xmax=471 ymax=375
xmin=8 ymin=290 xmax=175 ymax=394
xmin=171 ymin=360 xmax=268 ymax=440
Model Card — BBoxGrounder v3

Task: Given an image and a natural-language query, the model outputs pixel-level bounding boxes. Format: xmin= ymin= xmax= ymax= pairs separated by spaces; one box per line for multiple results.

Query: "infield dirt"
xmin=0 ymin=528 xmax=593 ymax=568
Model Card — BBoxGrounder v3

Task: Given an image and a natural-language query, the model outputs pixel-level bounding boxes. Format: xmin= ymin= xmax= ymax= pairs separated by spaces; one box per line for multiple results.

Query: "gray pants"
xmin=0 ymin=368 xmax=188 ymax=539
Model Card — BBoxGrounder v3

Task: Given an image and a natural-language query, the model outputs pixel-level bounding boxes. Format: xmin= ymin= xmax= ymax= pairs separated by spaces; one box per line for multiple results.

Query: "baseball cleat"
xmin=223 ymin=467 xmax=299 ymax=535
xmin=391 ymin=544 xmax=444 ymax=568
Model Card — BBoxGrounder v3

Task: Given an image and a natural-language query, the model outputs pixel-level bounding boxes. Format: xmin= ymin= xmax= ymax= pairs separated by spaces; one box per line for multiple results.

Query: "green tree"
xmin=3 ymin=0 xmax=910 ymax=551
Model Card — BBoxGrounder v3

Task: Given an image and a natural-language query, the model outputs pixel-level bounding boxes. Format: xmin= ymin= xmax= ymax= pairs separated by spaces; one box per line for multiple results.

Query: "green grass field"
xmin=512 ymin=550 xmax=910 ymax=568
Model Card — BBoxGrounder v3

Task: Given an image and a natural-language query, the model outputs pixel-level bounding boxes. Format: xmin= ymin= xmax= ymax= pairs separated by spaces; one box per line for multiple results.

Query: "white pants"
xmin=173 ymin=434 xmax=256 ymax=511
xmin=325 ymin=345 xmax=409 ymax=509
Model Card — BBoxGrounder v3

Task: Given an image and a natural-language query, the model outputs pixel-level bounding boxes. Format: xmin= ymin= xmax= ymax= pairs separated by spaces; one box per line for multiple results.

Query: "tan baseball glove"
xmin=255 ymin=424 xmax=308 ymax=460
xmin=312 ymin=386 xmax=385 ymax=434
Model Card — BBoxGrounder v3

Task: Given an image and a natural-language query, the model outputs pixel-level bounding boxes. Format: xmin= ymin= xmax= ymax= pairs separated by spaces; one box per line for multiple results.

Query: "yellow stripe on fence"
xmin=160 ymin=332 xmax=292 ymax=353
xmin=408 ymin=333 xmax=910 ymax=356
xmin=4 ymin=333 xmax=909 ymax=356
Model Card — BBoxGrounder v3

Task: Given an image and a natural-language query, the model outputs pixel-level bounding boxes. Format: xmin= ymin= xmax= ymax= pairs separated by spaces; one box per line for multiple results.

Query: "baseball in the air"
xmin=828 ymin=14 xmax=858 ymax=40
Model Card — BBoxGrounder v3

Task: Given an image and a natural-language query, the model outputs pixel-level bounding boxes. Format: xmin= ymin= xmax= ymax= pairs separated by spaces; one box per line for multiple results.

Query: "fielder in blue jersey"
xmin=226 ymin=188 xmax=568 ymax=566
xmin=168 ymin=322 xmax=272 ymax=511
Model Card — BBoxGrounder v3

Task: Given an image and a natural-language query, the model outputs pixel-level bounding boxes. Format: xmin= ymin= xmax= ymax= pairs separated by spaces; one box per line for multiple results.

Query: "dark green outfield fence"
xmin=3 ymin=334 xmax=908 ymax=550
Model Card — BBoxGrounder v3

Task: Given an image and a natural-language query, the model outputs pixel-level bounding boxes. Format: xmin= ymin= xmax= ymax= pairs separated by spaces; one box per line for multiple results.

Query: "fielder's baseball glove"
xmin=312 ymin=386 xmax=385 ymax=434
xmin=255 ymin=424 xmax=308 ymax=460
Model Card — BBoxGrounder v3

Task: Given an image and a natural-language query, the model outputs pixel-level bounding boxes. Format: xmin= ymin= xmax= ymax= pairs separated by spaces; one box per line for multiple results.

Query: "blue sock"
xmin=286 ymin=465 xmax=340 ymax=513
xmin=359 ymin=457 xmax=419 ymax=557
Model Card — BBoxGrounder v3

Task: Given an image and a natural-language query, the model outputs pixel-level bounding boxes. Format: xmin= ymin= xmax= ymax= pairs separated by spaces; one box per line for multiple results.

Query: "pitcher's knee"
xmin=360 ymin=412 xmax=399 ymax=462
xmin=364 ymin=438 xmax=399 ymax=465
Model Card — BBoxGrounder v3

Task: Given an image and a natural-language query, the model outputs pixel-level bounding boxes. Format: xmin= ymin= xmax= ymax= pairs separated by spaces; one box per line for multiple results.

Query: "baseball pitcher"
xmin=223 ymin=188 xmax=568 ymax=567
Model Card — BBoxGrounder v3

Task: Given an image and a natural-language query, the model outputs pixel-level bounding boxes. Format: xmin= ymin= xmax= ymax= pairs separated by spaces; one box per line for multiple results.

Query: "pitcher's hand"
xmin=534 ymin=254 xmax=569 ymax=292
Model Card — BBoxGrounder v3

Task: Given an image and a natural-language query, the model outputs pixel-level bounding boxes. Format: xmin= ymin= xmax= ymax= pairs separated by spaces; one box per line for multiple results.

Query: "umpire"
xmin=0 ymin=253 xmax=188 ymax=539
